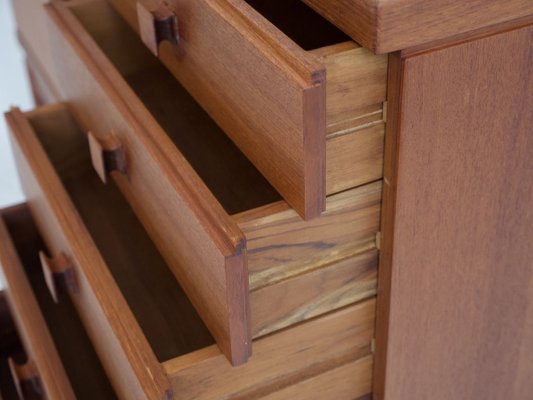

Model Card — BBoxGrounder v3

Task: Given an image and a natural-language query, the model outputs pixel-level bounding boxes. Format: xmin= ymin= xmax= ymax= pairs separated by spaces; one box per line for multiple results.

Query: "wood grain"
xmin=107 ymin=0 xmax=388 ymax=217
xmin=375 ymin=24 xmax=533 ymax=400
xmin=11 ymin=0 xmax=62 ymax=94
xmin=17 ymin=0 xmax=386 ymax=368
xmin=236 ymin=180 xmax=382 ymax=290
xmin=326 ymin=123 xmax=384 ymax=195
xmin=47 ymin=0 xmax=251 ymax=364
xmin=301 ymin=0 xmax=533 ymax=53
xmin=22 ymin=108 xmax=215 ymax=362
xmin=1 ymin=205 xmax=117 ymax=400
xmin=251 ymin=250 xmax=377 ymax=338
xmin=6 ymin=106 xmax=172 ymax=399
xmin=262 ymin=356 xmax=373 ymax=400
xmin=111 ymin=0 xmax=327 ymax=218
xmin=311 ymin=43 xmax=387 ymax=128
xmin=0 ymin=212 xmax=76 ymax=400
xmin=163 ymin=299 xmax=376 ymax=400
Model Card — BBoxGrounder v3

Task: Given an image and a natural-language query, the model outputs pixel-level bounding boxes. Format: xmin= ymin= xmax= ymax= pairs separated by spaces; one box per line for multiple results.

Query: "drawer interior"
xmin=70 ymin=0 xmax=282 ymax=216
xmin=27 ymin=107 xmax=216 ymax=363
xmin=1 ymin=207 xmax=117 ymax=399
xmin=243 ymin=0 xmax=350 ymax=51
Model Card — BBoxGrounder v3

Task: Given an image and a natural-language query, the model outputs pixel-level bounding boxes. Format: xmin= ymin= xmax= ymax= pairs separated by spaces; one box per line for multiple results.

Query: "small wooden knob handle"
xmin=137 ymin=1 xmax=179 ymax=56
xmin=88 ymin=131 xmax=128 ymax=183
xmin=39 ymin=252 xmax=78 ymax=303
xmin=8 ymin=358 xmax=43 ymax=399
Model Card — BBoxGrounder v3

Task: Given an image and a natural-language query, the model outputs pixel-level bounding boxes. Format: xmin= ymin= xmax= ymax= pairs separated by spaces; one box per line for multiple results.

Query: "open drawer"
xmin=0 ymin=205 xmax=116 ymax=399
xmin=97 ymin=0 xmax=387 ymax=218
xmin=0 ymin=140 xmax=377 ymax=399
xmin=27 ymin=0 xmax=381 ymax=364
xmin=6 ymin=100 xmax=380 ymax=398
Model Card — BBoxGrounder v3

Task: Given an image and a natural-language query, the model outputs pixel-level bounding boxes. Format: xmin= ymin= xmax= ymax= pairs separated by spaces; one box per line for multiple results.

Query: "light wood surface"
xmin=262 ymin=355 xmax=373 ymax=400
xmin=311 ymin=43 xmax=387 ymax=128
xmin=0 ymin=210 xmax=76 ymax=400
xmin=375 ymin=23 xmax=533 ymax=400
xmin=56 ymin=0 xmax=385 ymax=202
xmin=0 ymin=205 xmax=117 ymax=399
xmin=6 ymin=104 xmax=380 ymax=399
xmin=301 ymin=0 xmax=533 ymax=53
xmin=23 ymin=107 xmax=215 ymax=363
xmin=107 ymin=0 xmax=387 ymax=218
xmin=163 ymin=299 xmax=376 ymax=400
xmin=237 ymin=180 xmax=382 ymax=290
xmin=6 ymin=106 xmax=172 ymax=399
xmin=47 ymin=0 xmax=252 ymax=364
xmin=112 ymin=0 xmax=328 ymax=218
xmin=326 ymin=123 xmax=384 ymax=195
xmin=42 ymin=0 xmax=384 ymax=357
xmin=251 ymin=250 xmax=377 ymax=337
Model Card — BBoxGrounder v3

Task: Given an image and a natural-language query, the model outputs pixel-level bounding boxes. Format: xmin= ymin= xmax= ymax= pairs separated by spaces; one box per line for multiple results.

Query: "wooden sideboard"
xmin=2 ymin=0 xmax=532 ymax=399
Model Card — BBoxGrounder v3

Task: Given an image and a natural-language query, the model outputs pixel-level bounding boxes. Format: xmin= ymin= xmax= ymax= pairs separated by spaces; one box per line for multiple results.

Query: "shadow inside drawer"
xmin=72 ymin=1 xmax=282 ymax=216
xmin=2 ymin=206 xmax=117 ymax=399
xmin=27 ymin=108 xmax=215 ymax=362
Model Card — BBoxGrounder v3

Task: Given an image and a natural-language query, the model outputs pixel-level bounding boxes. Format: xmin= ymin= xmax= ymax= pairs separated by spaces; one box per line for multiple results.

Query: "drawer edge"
xmin=0 ymin=205 xmax=76 ymax=400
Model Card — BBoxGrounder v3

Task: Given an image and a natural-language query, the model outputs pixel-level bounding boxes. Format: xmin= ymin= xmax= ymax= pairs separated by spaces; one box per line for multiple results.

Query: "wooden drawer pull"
xmin=88 ymin=132 xmax=128 ymax=183
xmin=137 ymin=1 xmax=179 ymax=56
xmin=39 ymin=252 xmax=78 ymax=303
xmin=8 ymin=358 xmax=44 ymax=399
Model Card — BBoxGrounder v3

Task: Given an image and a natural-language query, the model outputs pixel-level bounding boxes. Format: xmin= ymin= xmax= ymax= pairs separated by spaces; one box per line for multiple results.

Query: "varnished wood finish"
xmin=47 ymin=0 xmax=251 ymax=364
xmin=1 ymin=205 xmax=116 ymax=400
xmin=114 ymin=0 xmax=328 ymax=218
xmin=263 ymin=356 xmax=373 ymax=400
xmin=163 ymin=299 xmax=376 ymax=399
xmin=251 ymin=250 xmax=377 ymax=338
xmin=6 ymin=106 xmax=172 ymax=399
xmin=375 ymin=24 xmax=533 ymax=400
xmin=326 ymin=123 xmax=384 ymax=195
xmin=7 ymin=104 xmax=380 ymax=399
xmin=237 ymin=181 xmax=381 ymax=290
xmin=310 ymin=43 xmax=386 ymax=128
xmin=43 ymin=0 xmax=381 ymax=341
xmin=0 ymin=213 xmax=75 ymax=400
xmin=107 ymin=0 xmax=387 ymax=218
xmin=301 ymin=0 xmax=533 ymax=53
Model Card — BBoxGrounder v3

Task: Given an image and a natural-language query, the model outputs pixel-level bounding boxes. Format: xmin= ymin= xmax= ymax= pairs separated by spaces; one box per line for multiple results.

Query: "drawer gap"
xmin=27 ymin=108 xmax=216 ymax=363
xmin=243 ymin=0 xmax=350 ymax=51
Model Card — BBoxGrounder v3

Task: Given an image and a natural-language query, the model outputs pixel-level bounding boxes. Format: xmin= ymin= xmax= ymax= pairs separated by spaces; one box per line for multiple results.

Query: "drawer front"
xmin=0 ymin=206 xmax=75 ymax=400
xmin=6 ymin=108 xmax=171 ymax=400
xmin=109 ymin=0 xmax=327 ymax=219
xmin=45 ymin=1 xmax=250 ymax=365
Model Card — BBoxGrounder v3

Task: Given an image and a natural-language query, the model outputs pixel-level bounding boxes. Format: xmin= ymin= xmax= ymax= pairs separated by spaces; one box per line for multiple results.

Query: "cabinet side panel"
xmin=376 ymin=24 xmax=533 ymax=400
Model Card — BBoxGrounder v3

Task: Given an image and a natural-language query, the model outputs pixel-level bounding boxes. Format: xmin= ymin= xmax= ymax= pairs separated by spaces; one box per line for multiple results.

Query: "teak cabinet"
xmin=2 ymin=0 xmax=532 ymax=399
